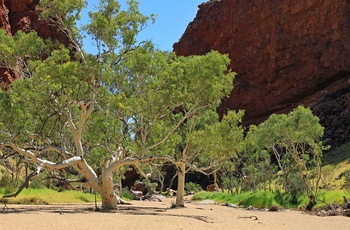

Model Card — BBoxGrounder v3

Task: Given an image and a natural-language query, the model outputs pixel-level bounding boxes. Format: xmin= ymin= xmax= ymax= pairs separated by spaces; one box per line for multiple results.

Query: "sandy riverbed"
xmin=1 ymin=196 xmax=349 ymax=230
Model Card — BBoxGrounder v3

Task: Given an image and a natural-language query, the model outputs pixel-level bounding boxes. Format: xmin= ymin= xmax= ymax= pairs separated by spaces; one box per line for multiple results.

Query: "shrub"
xmin=122 ymin=188 xmax=134 ymax=200
xmin=0 ymin=173 xmax=12 ymax=187
xmin=185 ymin=182 xmax=201 ymax=193
xmin=0 ymin=174 xmax=22 ymax=194
xmin=29 ymin=177 xmax=47 ymax=189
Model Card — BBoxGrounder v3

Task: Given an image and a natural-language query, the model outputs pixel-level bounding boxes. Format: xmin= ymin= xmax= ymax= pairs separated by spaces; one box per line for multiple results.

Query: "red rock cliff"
xmin=174 ymin=0 xmax=350 ymax=127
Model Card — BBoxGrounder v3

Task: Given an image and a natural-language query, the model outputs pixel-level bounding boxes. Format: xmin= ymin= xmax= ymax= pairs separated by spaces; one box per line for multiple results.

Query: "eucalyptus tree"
xmin=0 ymin=0 xmax=235 ymax=209
xmin=169 ymin=110 xmax=245 ymax=207
xmin=246 ymin=106 xmax=327 ymax=210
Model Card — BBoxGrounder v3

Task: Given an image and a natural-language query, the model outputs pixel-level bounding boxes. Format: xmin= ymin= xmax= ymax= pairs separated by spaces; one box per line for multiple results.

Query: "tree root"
xmin=237 ymin=215 xmax=259 ymax=220
xmin=117 ymin=196 xmax=131 ymax=205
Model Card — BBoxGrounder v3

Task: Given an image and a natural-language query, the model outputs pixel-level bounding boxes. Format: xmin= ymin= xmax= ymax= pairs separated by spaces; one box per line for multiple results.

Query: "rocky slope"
xmin=174 ymin=0 xmax=350 ymax=148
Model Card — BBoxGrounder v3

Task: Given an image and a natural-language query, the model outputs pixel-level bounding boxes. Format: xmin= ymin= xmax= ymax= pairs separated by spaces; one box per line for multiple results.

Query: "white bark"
xmin=175 ymin=162 xmax=186 ymax=207
xmin=98 ymin=176 xmax=119 ymax=209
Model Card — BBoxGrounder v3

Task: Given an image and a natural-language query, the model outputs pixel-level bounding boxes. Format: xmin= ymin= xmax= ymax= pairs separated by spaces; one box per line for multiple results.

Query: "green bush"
xmin=122 ymin=188 xmax=134 ymax=200
xmin=140 ymin=179 xmax=158 ymax=193
xmin=0 ymin=173 xmax=13 ymax=187
xmin=280 ymin=172 xmax=305 ymax=204
xmin=191 ymin=191 xmax=215 ymax=201
xmin=185 ymin=182 xmax=201 ymax=192
xmin=29 ymin=177 xmax=47 ymax=189
xmin=193 ymin=191 xmax=295 ymax=209
xmin=0 ymin=174 xmax=22 ymax=194
xmin=274 ymin=190 xmax=306 ymax=208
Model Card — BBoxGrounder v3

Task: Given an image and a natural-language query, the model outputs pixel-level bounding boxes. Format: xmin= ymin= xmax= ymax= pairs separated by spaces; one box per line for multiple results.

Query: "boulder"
xmin=206 ymin=184 xmax=219 ymax=192
xmin=131 ymin=182 xmax=149 ymax=195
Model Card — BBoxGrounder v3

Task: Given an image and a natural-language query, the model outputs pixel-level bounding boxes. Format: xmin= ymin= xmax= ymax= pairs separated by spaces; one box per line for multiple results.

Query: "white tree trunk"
xmin=175 ymin=162 xmax=186 ymax=207
xmin=99 ymin=187 xmax=119 ymax=209
xmin=73 ymin=158 xmax=120 ymax=209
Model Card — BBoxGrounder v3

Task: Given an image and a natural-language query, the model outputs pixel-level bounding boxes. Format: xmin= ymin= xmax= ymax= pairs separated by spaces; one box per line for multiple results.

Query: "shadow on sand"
xmin=0 ymin=203 xmax=212 ymax=223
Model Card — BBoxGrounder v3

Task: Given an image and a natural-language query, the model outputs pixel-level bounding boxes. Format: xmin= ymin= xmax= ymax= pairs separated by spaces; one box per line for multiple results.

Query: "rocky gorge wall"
xmin=174 ymin=0 xmax=350 ymax=148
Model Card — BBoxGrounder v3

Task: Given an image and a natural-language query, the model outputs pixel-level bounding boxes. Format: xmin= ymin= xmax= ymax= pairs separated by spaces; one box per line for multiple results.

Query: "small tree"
xmin=246 ymin=106 xmax=327 ymax=210
xmin=171 ymin=110 xmax=245 ymax=206
xmin=244 ymin=136 xmax=277 ymax=192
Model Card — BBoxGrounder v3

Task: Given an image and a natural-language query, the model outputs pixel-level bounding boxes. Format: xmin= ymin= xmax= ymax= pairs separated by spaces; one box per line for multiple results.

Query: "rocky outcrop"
xmin=0 ymin=0 xmax=10 ymax=34
xmin=2 ymin=0 xmax=72 ymax=45
xmin=312 ymin=87 xmax=350 ymax=147
xmin=0 ymin=0 xmax=75 ymax=90
xmin=173 ymin=0 xmax=350 ymax=148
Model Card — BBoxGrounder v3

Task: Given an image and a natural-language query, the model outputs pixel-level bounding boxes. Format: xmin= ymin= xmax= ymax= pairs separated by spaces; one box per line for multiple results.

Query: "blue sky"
xmin=80 ymin=0 xmax=205 ymax=53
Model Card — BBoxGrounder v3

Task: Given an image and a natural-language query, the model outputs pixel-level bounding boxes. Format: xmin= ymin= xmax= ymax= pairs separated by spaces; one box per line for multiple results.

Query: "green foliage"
xmin=246 ymin=106 xmax=326 ymax=201
xmin=39 ymin=0 xmax=86 ymax=37
xmin=85 ymin=0 xmax=155 ymax=51
xmin=139 ymin=178 xmax=158 ymax=193
xmin=0 ymin=0 xmax=337 ymax=212
xmin=0 ymin=188 xmax=101 ymax=204
xmin=192 ymin=191 xmax=280 ymax=208
xmin=192 ymin=190 xmax=350 ymax=209
xmin=122 ymin=189 xmax=134 ymax=200
xmin=0 ymin=173 xmax=12 ymax=187
xmin=188 ymin=110 xmax=245 ymax=164
xmin=0 ymin=30 xmax=53 ymax=87
xmin=0 ymin=30 xmax=47 ymax=63
xmin=315 ymin=190 xmax=350 ymax=208
xmin=0 ymin=174 xmax=18 ymax=194
xmin=273 ymin=190 xmax=307 ymax=208
xmin=29 ymin=177 xmax=47 ymax=189
xmin=191 ymin=191 xmax=214 ymax=201
xmin=185 ymin=182 xmax=201 ymax=192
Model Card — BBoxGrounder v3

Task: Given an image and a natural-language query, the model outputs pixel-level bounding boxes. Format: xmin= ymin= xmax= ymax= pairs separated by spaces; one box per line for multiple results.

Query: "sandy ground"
xmin=0 ymin=196 xmax=349 ymax=230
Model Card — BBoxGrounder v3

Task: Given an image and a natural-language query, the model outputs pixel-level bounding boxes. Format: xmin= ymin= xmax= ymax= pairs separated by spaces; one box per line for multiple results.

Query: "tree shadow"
xmin=1 ymin=204 xmax=95 ymax=214
xmin=0 ymin=203 xmax=212 ymax=223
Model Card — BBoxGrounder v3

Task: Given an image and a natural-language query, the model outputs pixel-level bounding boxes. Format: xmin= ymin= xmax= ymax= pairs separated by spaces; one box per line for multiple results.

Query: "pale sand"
xmin=0 ymin=197 xmax=349 ymax=230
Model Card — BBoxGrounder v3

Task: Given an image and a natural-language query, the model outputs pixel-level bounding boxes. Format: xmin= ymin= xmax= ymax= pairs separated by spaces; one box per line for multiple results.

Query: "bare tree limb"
xmin=2 ymin=162 xmax=45 ymax=198
xmin=104 ymin=155 xmax=176 ymax=178
xmin=2 ymin=171 xmax=38 ymax=198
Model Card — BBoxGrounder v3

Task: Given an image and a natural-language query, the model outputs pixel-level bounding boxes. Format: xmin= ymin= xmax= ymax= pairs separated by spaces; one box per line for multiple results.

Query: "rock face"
xmin=313 ymin=88 xmax=350 ymax=148
xmin=173 ymin=0 xmax=350 ymax=148
xmin=0 ymin=0 xmax=75 ymax=89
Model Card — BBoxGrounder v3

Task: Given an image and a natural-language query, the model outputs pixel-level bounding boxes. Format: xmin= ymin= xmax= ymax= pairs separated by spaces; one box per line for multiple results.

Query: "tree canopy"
xmin=0 ymin=0 xmax=238 ymax=209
